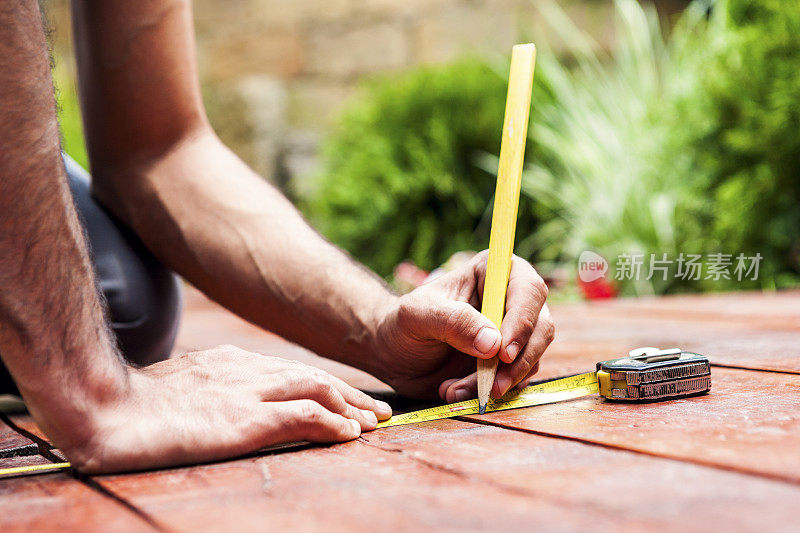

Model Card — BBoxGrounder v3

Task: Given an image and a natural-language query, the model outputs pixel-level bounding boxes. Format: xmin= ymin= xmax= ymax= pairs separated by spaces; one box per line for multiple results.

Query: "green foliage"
xmin=305 ymin=0 xmax=800 ymax=293
xmin=522 ymin=0 xmax=800 ymax=294
xmin=303 ymin=60 xmax=538 ymax=277
xmin=669 ymin=0 xmax=800 ymax=290
xmin=53 ymin=57 xmax=88 ymax=169
xmin=519 ymin=0 xmax=680 ymax=295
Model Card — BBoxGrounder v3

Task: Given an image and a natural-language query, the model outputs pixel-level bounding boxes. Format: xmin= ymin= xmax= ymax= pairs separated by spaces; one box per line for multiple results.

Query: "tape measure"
xmin=377 ymin=348 xmax=711 ymax=428
xmin=0 ymin=461 xmax=71 ymax=477
xmin=0 ymin=348 xmax=710 ymax=477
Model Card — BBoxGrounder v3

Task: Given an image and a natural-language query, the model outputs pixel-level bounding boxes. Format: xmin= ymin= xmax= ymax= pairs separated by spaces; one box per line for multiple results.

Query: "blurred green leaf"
xmin=53 ymin=57 xmax=88 ymax=169
xmin=302 ymin=60 xmax=536 ymax=276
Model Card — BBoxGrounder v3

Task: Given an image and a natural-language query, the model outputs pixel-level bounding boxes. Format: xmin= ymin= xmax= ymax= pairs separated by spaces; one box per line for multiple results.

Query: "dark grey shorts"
xmin=0 ymin=155 xmax=182 ymax=395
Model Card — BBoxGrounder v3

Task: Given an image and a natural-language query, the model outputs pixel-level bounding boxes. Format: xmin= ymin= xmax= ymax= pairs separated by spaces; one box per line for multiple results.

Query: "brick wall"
xmin=194 ymin=0 xmax=625 ymax=190
xmin=44 ymin=0 xmax=687 ymax=191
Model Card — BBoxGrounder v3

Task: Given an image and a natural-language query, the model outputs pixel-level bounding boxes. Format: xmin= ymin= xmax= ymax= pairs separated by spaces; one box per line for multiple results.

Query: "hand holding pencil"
xmin=477 ymin=43 xmax=540 ymax=413
xmin=372 ymin=45 xmax=552 ymax=404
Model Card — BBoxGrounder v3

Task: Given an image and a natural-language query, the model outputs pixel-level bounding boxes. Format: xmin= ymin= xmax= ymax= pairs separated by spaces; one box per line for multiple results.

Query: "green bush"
xmin=306 ymin=0 xmax=800 ymax=293
xmin=53 ymin=57 xmax=88 ymax=169
xmin=669 ymin=0 xmax=800 ymax=290
xmin=303 ymin=60 xmax=537 ymax=277
xmin=502 ymin=0 xmax=800 ymax=294
xmin=518 ymin=0 xmax=680 ymax=295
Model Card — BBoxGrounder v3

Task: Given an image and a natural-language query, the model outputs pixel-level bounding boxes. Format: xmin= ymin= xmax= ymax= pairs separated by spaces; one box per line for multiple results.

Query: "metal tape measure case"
xmin=596 ymin=348 xmax=711 ymax=401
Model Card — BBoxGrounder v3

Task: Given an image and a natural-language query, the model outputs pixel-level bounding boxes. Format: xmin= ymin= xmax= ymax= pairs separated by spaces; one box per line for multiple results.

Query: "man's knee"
xmin=0 ymin=156 xmax=181 ymax=395
xmin=65 ymin=155 xmax=182 ymax=367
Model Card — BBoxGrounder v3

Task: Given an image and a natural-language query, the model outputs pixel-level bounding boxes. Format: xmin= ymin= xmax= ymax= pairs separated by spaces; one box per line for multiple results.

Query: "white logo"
xmin=578 ymin=251 xmax=608 ymax=282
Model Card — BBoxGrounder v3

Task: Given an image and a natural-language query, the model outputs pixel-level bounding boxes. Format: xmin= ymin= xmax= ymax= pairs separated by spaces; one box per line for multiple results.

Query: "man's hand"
xmin=68 ymin=346 xmax=391 ymax=473
xmin=375 ymin=251 xmax=554 ymax=401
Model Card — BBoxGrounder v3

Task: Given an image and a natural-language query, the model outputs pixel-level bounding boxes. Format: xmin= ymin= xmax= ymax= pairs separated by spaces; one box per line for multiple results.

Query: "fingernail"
xmin=453 ymin=388 xmax=471 ymax=402
xmin=361 ymin=409 xmax=378 ymax=426
xmin=376 ymin=400 xmax=392 ymax=418
xmin=505 ymin=342 xmax=520 ymax=362
xmin=349 ymin=419 xmax=361 ymax=434
xmin=474 ymin=327 xmax=501 ymax=354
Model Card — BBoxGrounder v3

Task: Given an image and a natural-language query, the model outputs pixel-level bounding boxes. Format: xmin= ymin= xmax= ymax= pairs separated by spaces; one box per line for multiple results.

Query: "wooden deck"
xmin=2 ymin=286 xmax=799 ymax=532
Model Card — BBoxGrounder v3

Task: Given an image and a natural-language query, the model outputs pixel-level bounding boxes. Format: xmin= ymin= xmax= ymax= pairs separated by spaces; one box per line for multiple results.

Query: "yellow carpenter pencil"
xmin=477 ymin=43 xmax=536 ymax=414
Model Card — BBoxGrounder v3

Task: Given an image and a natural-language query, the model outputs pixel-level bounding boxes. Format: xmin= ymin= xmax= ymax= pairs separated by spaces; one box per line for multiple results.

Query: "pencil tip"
xmin=479 ymin=403 xmax=486 ymax=415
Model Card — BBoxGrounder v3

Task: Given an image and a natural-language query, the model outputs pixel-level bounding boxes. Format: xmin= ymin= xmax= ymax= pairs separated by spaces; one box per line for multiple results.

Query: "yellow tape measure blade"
xmin=378 ymin=372 xmax=598 ymax=429
xmin=0 ymin=461 xmax=72 ymax=477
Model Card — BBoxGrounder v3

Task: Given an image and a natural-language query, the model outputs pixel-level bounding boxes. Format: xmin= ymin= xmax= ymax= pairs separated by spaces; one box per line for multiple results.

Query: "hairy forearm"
xmin=96 ymin=130 xmax=398 ymax=377
xmin=0 ymin=1 xmax=128 ymax=452
xmin=73 ymin=0 xmax=397 ymax=376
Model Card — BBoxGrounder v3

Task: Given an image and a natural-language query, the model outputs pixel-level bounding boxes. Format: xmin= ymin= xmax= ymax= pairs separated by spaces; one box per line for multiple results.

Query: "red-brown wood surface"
xmin=0 ymin=469 xmax=156 ymax=532
xmin=462 ymin=368 xmax=800 ymax=482
xmin=0 ymin=419 xmax=37 ymax=457
xmin=549 ymin=292 xmax=800 ymax=373
xmin=1 ymin=285 xmax=799 ymax=532
xmin=91 ymin=420 xmax=800 ymax=533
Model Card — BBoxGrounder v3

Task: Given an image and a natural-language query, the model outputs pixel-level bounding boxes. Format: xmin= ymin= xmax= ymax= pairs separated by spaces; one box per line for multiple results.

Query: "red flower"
xmin=577 ymin=275 xmax=617 ymax=300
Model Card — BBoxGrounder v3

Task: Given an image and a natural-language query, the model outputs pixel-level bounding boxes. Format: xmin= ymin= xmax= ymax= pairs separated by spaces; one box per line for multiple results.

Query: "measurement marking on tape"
xmin=376 ymin=372 xmax=600 ymax=428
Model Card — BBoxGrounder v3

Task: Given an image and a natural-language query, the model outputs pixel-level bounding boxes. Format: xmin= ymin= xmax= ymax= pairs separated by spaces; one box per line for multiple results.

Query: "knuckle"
xmin=443 ymin=305 xmax=472 ymax=337
xmin=512 ymin=254 xmax=531 ymax=267
xmin=515 ymin=356 xmax=533 ymax=379
xmin=284 ymin=358 xmax=306 ymax=369
xmin=515 ymin=313 xmax=536 ymax=337
xmin=532 ymin=276 xmax=549 ymax=300
xmin=279 ymin=369 xmax=304 ymax=389
xmin=211 ymin=344 xmax=252 ymax=361
xmin=188 ymin=363 xmax=208 ymax=379
xmin=396 ymin=297 xmax=417 ymax=329
xmin=309 ymin=368 xmax=333 ymax=392
xmin=184 ymin=350 xmax=204 ymax=364
xmin=544 ymin=319 xmax=556 ymax=343
xmin=215 ymin=344 xmax=239 ymax=353
xmin=296 ymin=400 xmax=324 ymax=425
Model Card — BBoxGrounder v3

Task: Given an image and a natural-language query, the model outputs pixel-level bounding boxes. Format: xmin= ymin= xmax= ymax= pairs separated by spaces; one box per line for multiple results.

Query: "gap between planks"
xmin=0 ymin=413 xmax=167 ymax=533
xmin=451 ymin=414 xmax=800 ymax=487
xmin=710 ymin=362 xmax=800 ymax=375
xmin=356 ymin=434 xmax=641 ymax=519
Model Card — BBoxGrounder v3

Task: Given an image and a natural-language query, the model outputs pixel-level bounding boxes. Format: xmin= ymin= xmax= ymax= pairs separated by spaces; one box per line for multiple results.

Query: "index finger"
xmin=330 ymin=375 xmax=393 ymax=421
xmin=497 ymin=256 xmax=548 ymax=364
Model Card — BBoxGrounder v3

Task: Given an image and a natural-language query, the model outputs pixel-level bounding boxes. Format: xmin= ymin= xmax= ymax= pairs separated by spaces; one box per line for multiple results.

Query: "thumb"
xmin=401 ymin=297 xmax=502 ymax=359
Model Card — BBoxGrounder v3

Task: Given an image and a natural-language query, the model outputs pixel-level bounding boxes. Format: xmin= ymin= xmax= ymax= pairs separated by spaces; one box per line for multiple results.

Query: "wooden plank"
xmin=1 ymin=417 xmax=156 ymax=531
xmin=365 ymin=420 xmax=800 ymax=531
xmin=5 ymin=414 xmax=49 ymax=444
xmin=0 ymin=454 xmax=51 ymax=470
xmin=462 ymin=367 xmax=800 ymax=483
xmin=0 ymin=468 xmax=156 ymax=532
xmin=178 ymin=284 xmax=800 ymax=380
xmin=93 ymin=441 xmax=602 ymax=532
xmin=588 ymin=290 xmax=800 ymax=331
xmin=0 ymin=418 xmax=37 ymax=457
xmin=5 ymin=286 xmax=796 ymax=530
xmin=89 ymin=419 xmax=800 ymax=532
xmin=548 ymin=303 xmax=800 ymax=373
